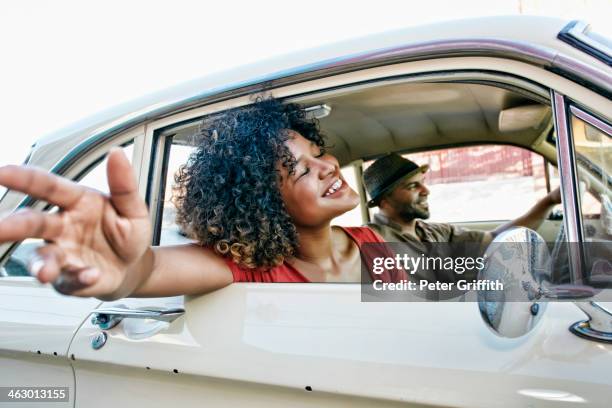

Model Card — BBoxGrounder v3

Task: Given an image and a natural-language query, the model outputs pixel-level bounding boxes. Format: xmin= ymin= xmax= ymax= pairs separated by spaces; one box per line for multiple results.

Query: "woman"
xmin=0 ymin=98 xmax=403 ymax=300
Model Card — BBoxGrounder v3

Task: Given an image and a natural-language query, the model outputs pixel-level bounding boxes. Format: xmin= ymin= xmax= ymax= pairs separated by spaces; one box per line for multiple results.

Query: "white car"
xmin=1 ymin=16 xmax=611 ymax=408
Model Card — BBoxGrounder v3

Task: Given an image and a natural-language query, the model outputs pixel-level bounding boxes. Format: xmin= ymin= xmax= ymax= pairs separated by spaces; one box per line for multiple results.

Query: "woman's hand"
xmin=0 ymin=148 xmax=152 ymax=299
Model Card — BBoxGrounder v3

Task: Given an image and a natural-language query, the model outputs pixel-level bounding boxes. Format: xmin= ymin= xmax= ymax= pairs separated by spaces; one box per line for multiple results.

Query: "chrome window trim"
xmin=569 ymin=105 xmax=612 ymax=189
xmin=558 ymin=20 xmax=612 ymax=67
xmin=569 ymin=105 xmax=612 ymax=136
xmin=552 ymin=90 xmax=584 ymax=283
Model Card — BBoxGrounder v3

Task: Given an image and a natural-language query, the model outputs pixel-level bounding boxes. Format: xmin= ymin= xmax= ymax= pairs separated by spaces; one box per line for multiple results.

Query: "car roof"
xmin=27 ymin=15 xmax=610 ymax=170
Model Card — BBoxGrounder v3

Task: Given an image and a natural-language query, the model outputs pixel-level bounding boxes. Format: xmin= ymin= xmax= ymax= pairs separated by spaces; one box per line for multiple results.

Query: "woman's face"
xmin=279 ymin=131 xmax=359 ymax=227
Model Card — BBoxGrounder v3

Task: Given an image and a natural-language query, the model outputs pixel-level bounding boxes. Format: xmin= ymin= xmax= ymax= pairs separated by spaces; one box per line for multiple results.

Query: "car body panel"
xmin=0 ymin=278 xmax=100 ymax=408
xmin=68 ymin=286 xmax=611 ymax=408
xmin=0 ymin=278 xmax=99 ymax=355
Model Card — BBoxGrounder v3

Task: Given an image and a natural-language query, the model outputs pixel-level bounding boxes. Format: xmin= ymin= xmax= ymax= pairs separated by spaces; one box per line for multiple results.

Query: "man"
xmin=363 ymin=153 xmax=561 ymax=247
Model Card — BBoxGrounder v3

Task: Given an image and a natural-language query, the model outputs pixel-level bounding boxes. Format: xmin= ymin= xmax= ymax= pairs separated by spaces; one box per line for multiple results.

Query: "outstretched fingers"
xmin=32 ymin=244 xmax=102 ymax=293
xmin=0 ymin=209 xmax=64 ymax=243
xmin=107 ymin=148 xmax=148 ymax=219
xmin=53 ymin=267 xmax=102 ymax=296
xmin=31 ymin=243 xmax=66 ymax=283
xmin=0 ymin=165 xmax=85 ymax=209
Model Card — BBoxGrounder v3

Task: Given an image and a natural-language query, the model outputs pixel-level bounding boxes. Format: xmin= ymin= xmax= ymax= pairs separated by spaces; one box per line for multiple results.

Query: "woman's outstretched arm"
xmin=130 ymin=244 xmax=233 ymax=298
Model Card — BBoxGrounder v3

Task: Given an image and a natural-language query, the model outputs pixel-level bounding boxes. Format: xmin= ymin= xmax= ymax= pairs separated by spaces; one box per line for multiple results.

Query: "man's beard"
xmin=397 ymin=201 xmax=430 ymax=221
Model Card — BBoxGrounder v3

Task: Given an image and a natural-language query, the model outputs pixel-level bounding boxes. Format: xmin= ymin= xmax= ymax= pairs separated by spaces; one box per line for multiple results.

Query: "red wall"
xmin=406 ymin=145 xmax=545 ymax=184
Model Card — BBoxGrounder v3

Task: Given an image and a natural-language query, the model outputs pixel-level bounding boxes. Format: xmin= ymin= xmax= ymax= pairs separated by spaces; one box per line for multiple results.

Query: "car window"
xmin=569 ymin=110 xmax=611 ymax=286
xmin=365 ymin=145 xmax=559 ymax=223
xmin=570 ymin=112 xmax=611 ymax=240
xmin=159 ymin=143 xmax=195 ymax=246
xmin=1 ymin=145 xmax=133 ymax=278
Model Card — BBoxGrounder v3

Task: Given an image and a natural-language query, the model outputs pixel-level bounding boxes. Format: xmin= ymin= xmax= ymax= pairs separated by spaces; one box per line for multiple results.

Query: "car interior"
xmin=305 ymin=81 xmax=553 ymax=166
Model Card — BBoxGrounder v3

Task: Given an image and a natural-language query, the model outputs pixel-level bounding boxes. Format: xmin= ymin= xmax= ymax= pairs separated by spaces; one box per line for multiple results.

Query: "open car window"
xmin=151 ymin=77 xmax=555 ymax=283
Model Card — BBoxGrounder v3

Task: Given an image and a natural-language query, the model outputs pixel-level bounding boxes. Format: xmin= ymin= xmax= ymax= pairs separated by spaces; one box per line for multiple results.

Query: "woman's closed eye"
xmin=297 ymin=149 xmax=325 ymax=180
xmin=298 ymin=167 xmax=310 ymax=179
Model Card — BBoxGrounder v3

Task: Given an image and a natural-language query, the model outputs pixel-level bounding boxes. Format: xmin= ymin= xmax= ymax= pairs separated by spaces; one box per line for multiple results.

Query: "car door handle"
xmin=91 ymin=306 xmax=185 ymax=330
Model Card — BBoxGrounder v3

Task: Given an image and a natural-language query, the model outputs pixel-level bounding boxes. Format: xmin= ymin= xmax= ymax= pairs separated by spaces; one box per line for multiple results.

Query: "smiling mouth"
xmin=324 ymin=179 xmax=343 ymax=197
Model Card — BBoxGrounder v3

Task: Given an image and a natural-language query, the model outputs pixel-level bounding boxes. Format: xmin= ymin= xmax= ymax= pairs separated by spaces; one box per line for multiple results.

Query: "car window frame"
xmin=552 ymin=90 xmax=612 ymax=287
xmin=567 ymin=102 xmax=612 ymax=289
xmin=139 ymin=63 xmax=611 ymax=290
xmin=144 ymin=74 xmax=557 ymax=265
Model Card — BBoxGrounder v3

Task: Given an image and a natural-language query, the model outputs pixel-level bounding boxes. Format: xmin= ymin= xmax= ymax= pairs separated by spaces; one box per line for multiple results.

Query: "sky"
xmin=0 ymin=0 xmax=610 ymax=174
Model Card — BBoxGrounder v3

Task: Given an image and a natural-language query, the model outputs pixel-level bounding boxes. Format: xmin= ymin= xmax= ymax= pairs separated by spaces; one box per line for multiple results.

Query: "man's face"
xmin=380 ymin=171 xmax=430 ymax=221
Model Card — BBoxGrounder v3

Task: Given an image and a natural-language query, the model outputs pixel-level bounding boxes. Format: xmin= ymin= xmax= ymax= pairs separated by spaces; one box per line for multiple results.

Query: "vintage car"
xmin=1 ymin=16 xmax=611 ymax=408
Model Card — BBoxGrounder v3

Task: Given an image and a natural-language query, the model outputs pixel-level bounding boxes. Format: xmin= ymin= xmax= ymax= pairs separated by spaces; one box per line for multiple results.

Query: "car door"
xmin=66 ymin=65 xmax=611 ymax=407
xmin=0 ymin=271 xmax=98 ymax=408
xmin=0 ymin=142 xmax=139 ymax=408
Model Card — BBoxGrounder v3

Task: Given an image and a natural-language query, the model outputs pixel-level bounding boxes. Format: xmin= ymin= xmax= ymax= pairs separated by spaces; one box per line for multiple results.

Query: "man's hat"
xmin=363 ymin=153 xmax=429 ymax=208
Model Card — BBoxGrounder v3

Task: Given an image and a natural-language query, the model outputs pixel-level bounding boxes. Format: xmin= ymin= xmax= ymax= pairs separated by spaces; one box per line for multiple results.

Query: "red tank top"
xmin=225 ymin=226 xmax=405 ymax=283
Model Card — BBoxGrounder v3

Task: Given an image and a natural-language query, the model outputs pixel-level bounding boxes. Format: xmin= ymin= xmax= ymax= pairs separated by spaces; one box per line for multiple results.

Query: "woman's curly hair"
xmin=173 ymin=97 xmax=326 ymax=269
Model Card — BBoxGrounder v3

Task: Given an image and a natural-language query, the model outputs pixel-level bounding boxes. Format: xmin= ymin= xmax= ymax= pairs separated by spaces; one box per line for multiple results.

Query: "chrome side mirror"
xmin=478 ymin=227 xmax=612 ymax=342
xmin=477 ymin=227 xmax=551 ymax=338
